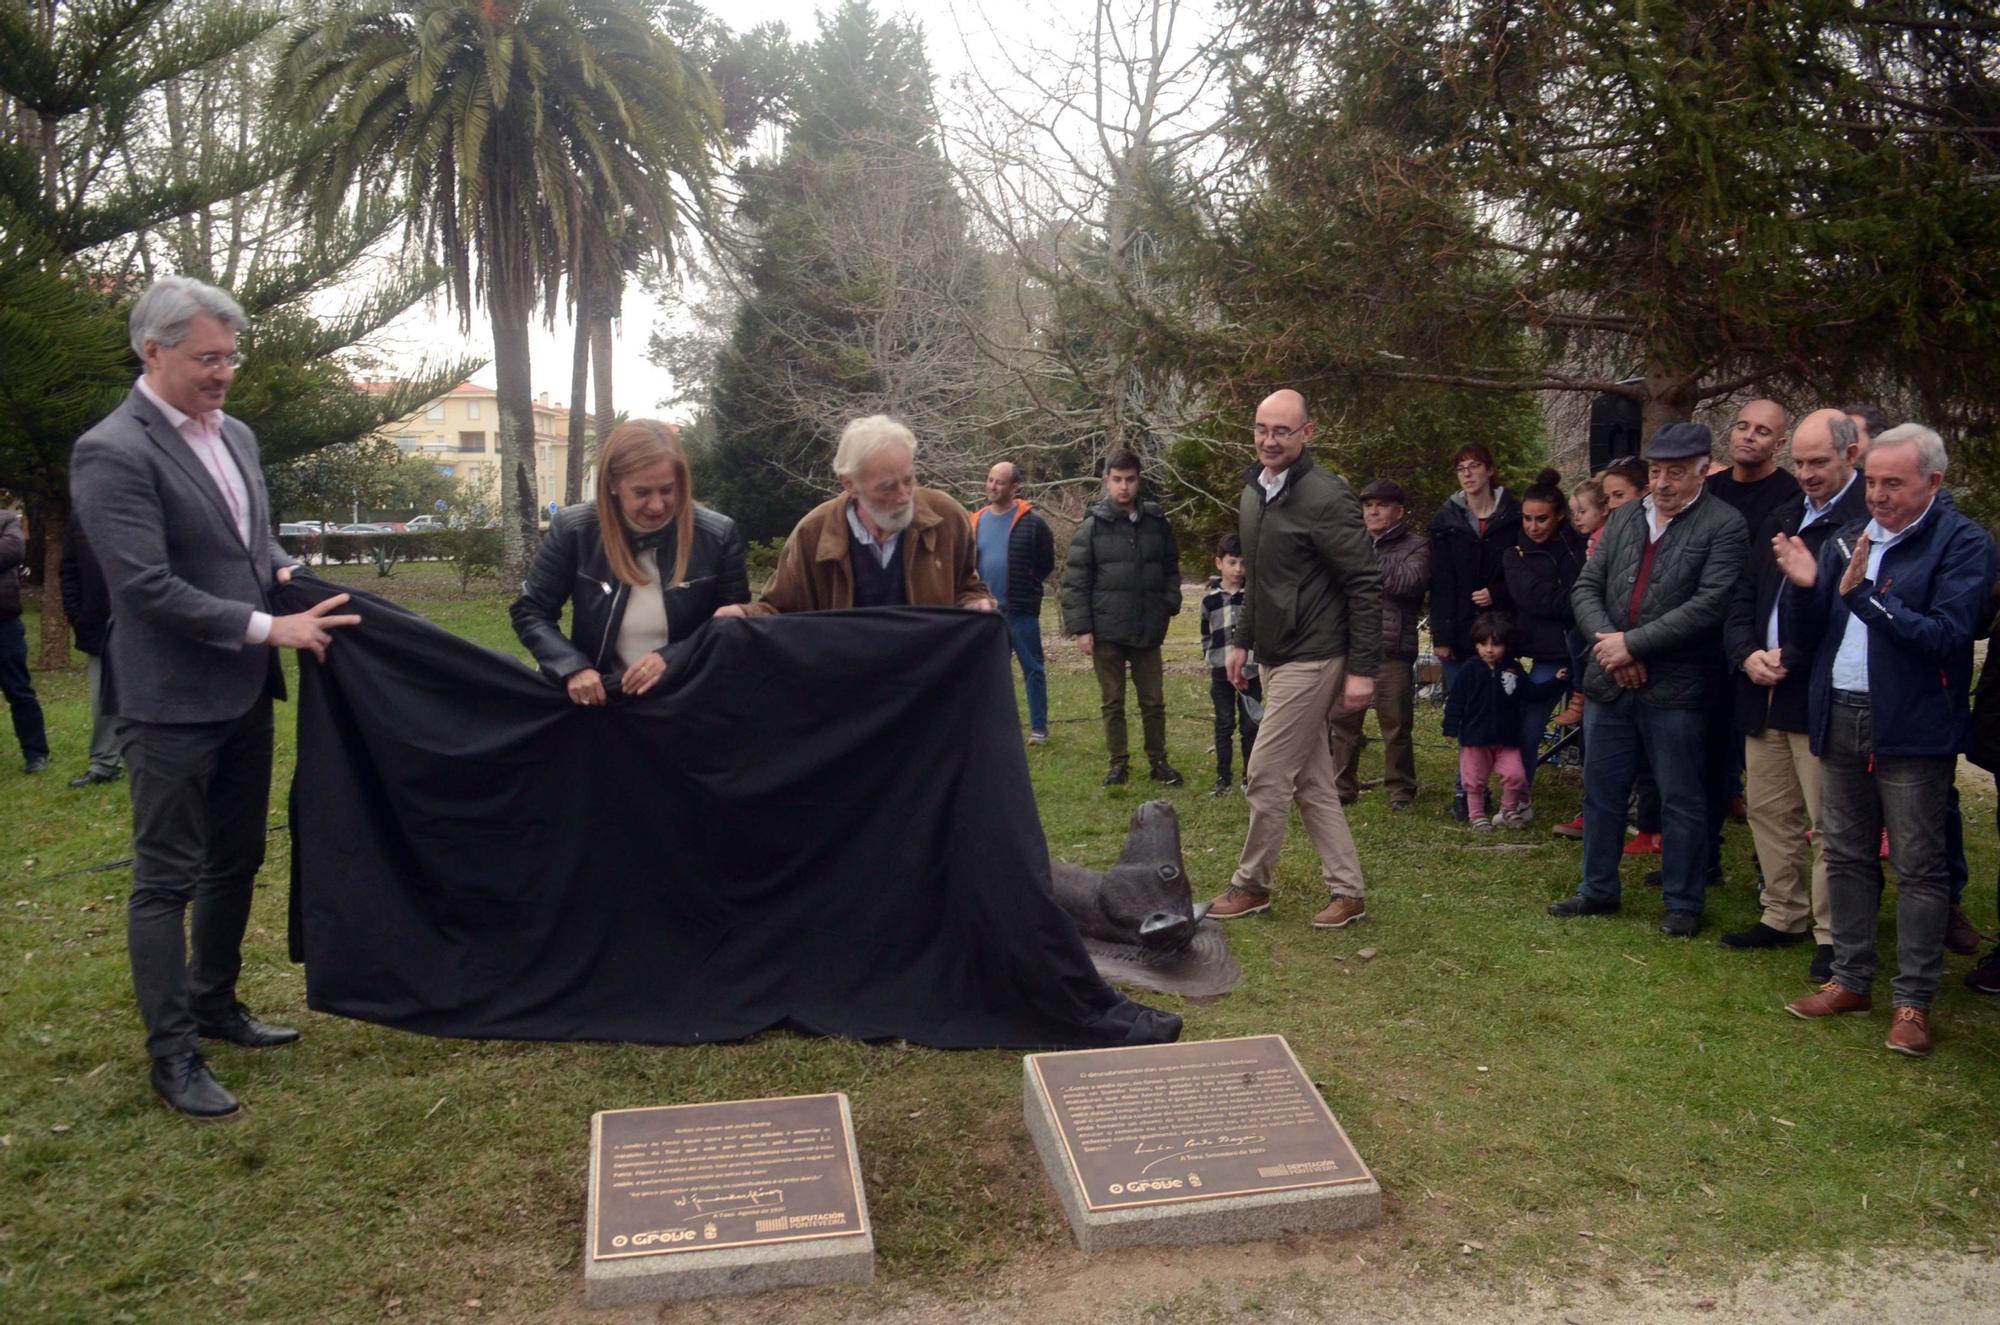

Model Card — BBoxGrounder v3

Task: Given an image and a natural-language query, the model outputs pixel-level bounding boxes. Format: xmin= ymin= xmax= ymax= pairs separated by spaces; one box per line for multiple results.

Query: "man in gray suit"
xmin=70 ymin=276 xmax=360 ymax=1120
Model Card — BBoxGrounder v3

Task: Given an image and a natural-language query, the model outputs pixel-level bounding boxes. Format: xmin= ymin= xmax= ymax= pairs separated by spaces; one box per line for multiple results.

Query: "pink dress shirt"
xmin=135 ymin=377 xmax=273 ymax=644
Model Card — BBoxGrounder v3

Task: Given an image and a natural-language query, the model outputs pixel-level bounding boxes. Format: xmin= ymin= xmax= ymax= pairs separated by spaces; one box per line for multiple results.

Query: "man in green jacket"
xmin=1207 ymin=391 xmax=1383 ymax=929
xmin=1061 ymin=449 xmax=1184 ymax=786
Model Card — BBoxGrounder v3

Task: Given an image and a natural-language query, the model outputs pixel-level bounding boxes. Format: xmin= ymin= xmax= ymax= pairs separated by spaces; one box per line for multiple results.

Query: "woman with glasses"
xmin=1426 ymin=443 xmax=1523 ymax=821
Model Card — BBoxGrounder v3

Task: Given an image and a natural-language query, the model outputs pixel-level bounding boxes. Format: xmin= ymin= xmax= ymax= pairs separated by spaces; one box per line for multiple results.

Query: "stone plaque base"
xmin=1023 ymin=1038 xmax=1382 ymax=1252
xmin=582 ymin=1094 xmax=874 ymax=1308
xmin=583 ymin=1228 xmax=874 ymax=1307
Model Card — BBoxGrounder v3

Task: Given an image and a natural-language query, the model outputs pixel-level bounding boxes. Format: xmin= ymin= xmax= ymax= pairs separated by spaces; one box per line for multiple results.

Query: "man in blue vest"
xmin=970 ymin=462 xmax=1056 ymax=743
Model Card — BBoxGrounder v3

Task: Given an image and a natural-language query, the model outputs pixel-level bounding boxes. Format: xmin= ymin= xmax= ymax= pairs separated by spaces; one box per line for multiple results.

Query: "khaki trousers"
xmin=1744 ymin=727 xmax=1831 ymax=942
xmin=1229 ymin=657 xmax=1366 ymax=900
xmin=1330 ymin=659 xmax=1416 ymax=804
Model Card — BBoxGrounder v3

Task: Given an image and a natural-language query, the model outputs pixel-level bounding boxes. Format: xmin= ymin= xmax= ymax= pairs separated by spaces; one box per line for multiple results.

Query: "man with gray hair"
xmin=732 ymin=415 xmax=994 ymax=615
xmin=1775 ymin=423 xmax=1995 ymax=1057
xmin=70 ymin=275 xmax=361 ymax=1119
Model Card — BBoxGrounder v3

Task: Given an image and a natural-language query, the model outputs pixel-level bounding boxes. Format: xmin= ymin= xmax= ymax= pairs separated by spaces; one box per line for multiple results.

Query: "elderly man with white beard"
xmin=727 ymin=415 xmax=995 ymax=616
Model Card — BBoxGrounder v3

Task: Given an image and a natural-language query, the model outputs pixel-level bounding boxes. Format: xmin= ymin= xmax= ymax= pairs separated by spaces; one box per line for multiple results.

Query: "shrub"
xmin=744 ymin=538 xmax=786 ymax=593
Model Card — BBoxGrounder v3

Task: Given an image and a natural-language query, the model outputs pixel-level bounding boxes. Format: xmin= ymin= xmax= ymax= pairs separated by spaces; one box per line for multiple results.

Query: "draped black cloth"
xmin=281 ymin=580 xmax=1180 ymax=1051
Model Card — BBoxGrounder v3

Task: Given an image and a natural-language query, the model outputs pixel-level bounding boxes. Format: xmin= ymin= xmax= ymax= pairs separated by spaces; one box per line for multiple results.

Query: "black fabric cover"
xmin=281 ymin=580 xmax=1180 ymax=1051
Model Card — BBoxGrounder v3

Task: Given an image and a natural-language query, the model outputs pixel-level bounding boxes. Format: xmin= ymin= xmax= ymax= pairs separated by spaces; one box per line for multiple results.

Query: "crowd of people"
xmin=15 ymin=275 xmax=2000 ymax=1120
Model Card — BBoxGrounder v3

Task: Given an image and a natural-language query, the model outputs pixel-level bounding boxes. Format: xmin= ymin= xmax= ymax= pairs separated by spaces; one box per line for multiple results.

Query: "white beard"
xmin=861 ymin=494 xmax=916 ymax=534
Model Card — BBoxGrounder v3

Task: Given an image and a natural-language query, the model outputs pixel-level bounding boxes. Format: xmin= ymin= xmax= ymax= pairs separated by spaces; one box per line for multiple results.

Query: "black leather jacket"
xmin=511 ymin=503 xmax=750 ymax=681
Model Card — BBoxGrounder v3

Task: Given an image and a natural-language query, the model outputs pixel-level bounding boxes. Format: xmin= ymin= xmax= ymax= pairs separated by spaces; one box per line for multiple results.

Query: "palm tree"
xmin=280 ymin=0 xmax=721 ymax=579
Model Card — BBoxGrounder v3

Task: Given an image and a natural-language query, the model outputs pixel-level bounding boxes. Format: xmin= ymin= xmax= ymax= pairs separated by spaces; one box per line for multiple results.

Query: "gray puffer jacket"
xmin=1571 ymin=493 xmax=1747 ymax=707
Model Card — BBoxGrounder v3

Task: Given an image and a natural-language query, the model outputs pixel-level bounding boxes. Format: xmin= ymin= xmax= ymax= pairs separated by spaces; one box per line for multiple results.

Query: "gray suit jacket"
xmin=69 ymin=387 xmax=296 ymax=723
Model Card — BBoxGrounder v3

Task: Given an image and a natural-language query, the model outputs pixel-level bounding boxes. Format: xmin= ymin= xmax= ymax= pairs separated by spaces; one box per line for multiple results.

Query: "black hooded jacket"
xmin=1426 ymin=487 xmax=1522 ymax=656
xmin=1500 ymin=521 xmax=1587 ymax=662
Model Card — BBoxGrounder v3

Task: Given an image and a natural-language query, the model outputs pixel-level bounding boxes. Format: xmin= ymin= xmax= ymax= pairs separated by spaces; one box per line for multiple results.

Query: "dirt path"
xmin=562 ymin=1240 xmax=2000 ymax=1324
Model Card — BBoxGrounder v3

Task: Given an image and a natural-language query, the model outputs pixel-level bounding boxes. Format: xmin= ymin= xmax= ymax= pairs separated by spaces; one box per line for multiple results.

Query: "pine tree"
xmin=699 ymin=0 xmax=994 ymax=541
xmin=1202 ymin=0 xmax=2000 ymax=441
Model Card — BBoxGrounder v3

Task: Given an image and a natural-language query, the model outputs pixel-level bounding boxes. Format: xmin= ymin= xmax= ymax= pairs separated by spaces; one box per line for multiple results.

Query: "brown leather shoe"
xmin=1785 ymin=981 xmax=1872 ymax=1019
xmin=1311 ymin=896 xmax=1366 ymax=929
xmin=1207 ymin=886 xmax=1271 ymax=920
xmin=1886 ymin=1006 xmax=1932 ymax=1057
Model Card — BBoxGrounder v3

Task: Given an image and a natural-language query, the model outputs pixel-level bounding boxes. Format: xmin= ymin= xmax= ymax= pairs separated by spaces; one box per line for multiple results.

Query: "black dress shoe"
xmin=68 ymin=768 xmax=122 ymax=788
xmin=24 ymin=753 xmax=50 ymax=774
xmin=1103 ymin=764 xmax=1130 ymax=787
xmin=196 ymin=1006 xmax=301 ymax=1049
xmin=1808 ymin=943 xmax=1835 ymax=984
xmin=1548 ymin=894 xmax=1620 ymax=918
xmin=1148 ymin=761 xmax=1184 ymax=786
xmin=150 ymin=1052 xmax=241 ymax=1120
xmin=1720 ymin=921 xmax=1810 ymax=949
xmin=1659 ymin=910 xmax=1702 ymax=938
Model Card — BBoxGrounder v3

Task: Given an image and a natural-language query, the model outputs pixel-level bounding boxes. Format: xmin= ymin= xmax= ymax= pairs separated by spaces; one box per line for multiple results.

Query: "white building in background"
xmin=367 ymin=382 xmax=587 ymax=511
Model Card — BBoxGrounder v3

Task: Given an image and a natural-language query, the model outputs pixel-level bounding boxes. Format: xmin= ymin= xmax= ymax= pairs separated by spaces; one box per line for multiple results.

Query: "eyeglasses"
xmin=1454 ymin=462 xmax=1488 ymax=475
xmin=1252 ymin=424 xmax=1300 ymax=441
xmin=182 ymin=351 xmax=241 ymax=370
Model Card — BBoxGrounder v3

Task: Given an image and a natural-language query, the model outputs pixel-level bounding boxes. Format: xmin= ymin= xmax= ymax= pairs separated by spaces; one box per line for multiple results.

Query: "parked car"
xmin=405 ymin=514 xmax=443 ymax=532
xmin=278 ymin=523 xmax=320 ymax=540
xmin=334 ymin=523 xmax=395 ymax=534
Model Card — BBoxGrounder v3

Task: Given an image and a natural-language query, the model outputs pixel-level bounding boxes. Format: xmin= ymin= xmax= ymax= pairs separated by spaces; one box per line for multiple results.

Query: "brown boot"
xmin=1886 ymin=1006 xmax=1932 ymax=1057
xmin=1207 ymin=886 xmax=1271 ymax=920
xmin=1550 ymin=692 xmax=1585 ymax=728
xmin=1311 ymin=896 xmax=1366 ymax=929
xmin=1945 ymin=905 xmax=1982 ymax=957
xmin=1785 ymin=981 xmax=1872 ymax=1019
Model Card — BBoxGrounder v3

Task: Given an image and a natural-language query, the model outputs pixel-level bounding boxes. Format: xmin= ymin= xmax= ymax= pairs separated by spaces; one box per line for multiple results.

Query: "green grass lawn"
xmin=3 ymin=561 xmax=1996 ymax=1322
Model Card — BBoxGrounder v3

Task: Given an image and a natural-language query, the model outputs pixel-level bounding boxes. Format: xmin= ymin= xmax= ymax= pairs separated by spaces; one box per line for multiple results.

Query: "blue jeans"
xmin=1517 ymin=658 xmax=1563 ymax=791
xmin=0 ymin=617 xmax=49 ymax=762
xmin=1819 ymin=699 xmax=1954 ymax=1008
xmin=1578 ymin=693 xmax=1709 ymax=917
xmin=1004 ymin=612 xmax=1048 ymax=732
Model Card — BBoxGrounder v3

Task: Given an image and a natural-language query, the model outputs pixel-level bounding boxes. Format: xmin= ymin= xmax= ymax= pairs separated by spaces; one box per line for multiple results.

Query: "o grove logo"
xmin=614 ymin=1227 xmax=699 ymax=1249
xmin=1115 ymin=1177 xmax=1185 ymax=1195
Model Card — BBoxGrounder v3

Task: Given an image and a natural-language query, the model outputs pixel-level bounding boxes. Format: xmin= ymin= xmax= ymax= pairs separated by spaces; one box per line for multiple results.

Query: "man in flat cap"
xmin=1330 ymin=478 xmax=1428 ymax=810
xmin=1547 ymin=421 xmax=1748 ymax=937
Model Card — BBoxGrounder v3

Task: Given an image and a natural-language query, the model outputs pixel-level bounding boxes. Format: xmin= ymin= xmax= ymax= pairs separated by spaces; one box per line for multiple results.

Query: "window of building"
xmin=466 ymin=401 xmax=481 ymax=420
xmin=459 ymin=431 xmax=487 ymax=452
xmin=426 ymin=403 xmax=445 ymax=421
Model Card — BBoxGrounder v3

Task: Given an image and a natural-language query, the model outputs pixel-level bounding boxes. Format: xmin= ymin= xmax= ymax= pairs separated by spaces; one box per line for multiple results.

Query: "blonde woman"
xmin=511 ymin=420 xmax=748 ymax=706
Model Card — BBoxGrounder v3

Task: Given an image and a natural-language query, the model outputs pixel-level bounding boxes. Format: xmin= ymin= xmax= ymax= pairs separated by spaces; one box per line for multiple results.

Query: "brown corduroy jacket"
xmin=745 ymin=488 xmax=993 ymax=615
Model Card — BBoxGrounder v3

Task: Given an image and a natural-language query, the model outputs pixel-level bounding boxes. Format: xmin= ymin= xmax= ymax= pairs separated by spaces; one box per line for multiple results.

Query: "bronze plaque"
xmin=1029 ymin=1035 xmax=1372 ymax=1211
xmin=589 ymin=1093 xmax=868 ymax=1261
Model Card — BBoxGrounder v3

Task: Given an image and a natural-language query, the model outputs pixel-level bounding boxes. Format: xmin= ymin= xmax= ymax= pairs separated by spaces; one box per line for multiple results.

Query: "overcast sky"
xmin=381 ymin=0 xmax=1078 ymax=421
